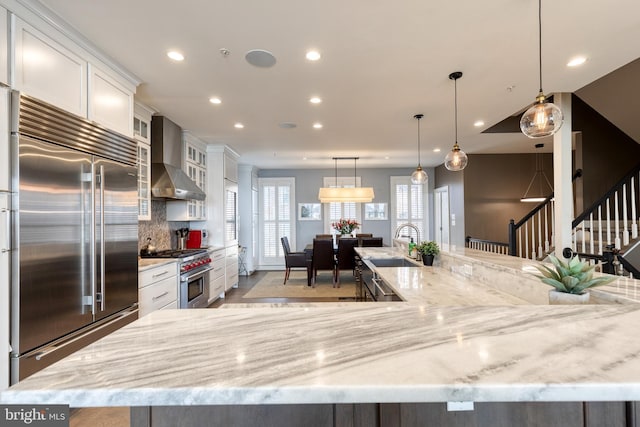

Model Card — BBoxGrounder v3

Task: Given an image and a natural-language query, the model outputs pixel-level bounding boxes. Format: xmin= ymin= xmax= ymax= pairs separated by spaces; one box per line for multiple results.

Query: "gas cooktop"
xmin=140 ymin=249 xmax=207 ymax=258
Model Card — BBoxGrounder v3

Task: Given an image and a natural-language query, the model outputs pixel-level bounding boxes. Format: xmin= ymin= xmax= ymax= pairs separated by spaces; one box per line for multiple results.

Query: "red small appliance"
xmin=186 ymin=230 xmax=202 ymax=249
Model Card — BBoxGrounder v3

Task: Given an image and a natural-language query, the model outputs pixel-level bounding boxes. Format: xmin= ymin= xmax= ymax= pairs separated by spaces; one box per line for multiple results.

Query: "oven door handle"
xmin=180 ymin=266 xmax=214 ymax=282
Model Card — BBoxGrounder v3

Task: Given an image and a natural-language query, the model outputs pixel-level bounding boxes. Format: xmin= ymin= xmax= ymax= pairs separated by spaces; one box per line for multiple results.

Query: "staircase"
xmin=466 ymin=163 xmax=640 ymax=277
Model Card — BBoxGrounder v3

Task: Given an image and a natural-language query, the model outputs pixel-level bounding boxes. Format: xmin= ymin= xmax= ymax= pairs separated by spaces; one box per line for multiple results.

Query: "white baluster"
xmin=589 ymin=212 xmax=594 ymax=256
xmin=623 ymin=183 xmax=629 ymax=246
xmin=537 ymin=211 xmax=543 ymax=258
xmin=544 ymin=204 xmax=550 ymax=253
xmin=632 ymin=176 xmax=638 ymax=239
xmin=551 ymin=199 xmax=555 ymax=250
xmin=606 ymin=198 xmax=612 ymax=246
xmin=531 ymin=216 xmax=537 ymax=259
xmin=598 ymin=205 xmax=603 ymax=255
xmin=525 ymin=222 xmax=529 ymax=259
xmin=615 ymin=191 xmax=621 ymax=249
xmin=581 ymin=220 xmax=587 ymax=253
xmin=518 ymin=228 xmax=522 ymax=258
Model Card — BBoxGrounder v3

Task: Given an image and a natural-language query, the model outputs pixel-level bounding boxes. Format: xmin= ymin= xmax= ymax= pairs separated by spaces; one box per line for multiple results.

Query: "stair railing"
xmin=465 ymin=236 xmax=509 ymax=255
xmin=571 ymin=163 xmax=640 ymax=258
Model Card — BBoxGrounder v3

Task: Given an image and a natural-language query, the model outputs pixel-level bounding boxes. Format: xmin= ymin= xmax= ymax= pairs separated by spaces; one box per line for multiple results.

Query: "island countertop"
xmin=3 ymin=248 xmax=640 ymax=408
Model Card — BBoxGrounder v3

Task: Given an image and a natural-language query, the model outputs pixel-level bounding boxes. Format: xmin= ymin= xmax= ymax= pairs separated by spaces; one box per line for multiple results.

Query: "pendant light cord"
xmin=538 ymin=0 xmax=543 ymax=93
xmin=454 ymin=77 xmax=458 ymax=144
xmin=417 ymin=116 xmax=422 ymax=166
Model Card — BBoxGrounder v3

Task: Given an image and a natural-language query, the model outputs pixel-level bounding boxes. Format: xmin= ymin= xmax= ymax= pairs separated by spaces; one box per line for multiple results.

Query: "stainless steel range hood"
xmin=150 ymin=116 xmax=206 ymax=201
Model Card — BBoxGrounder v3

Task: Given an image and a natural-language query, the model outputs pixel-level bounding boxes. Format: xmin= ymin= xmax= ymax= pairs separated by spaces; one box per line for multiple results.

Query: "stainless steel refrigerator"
xmin=10 ymin=92 xmax=139 ymax=383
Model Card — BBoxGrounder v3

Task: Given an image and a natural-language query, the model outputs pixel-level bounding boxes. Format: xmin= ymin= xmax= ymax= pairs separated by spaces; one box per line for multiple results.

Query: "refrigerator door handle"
xmin=1 ymin=199 xmax=9 ymax=253
xmin=98 ymin=165 xmax=105 ymax=312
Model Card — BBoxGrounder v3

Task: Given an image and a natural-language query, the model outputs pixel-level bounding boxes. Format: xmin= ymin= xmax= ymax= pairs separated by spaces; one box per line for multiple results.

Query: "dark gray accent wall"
xmin=258 ymin=167 xmax=433 ymax=251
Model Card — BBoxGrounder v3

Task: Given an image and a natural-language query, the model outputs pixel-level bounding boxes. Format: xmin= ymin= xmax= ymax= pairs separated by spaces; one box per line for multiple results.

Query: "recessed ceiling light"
xmin=433 ymin=148 xmax=441 ymax=153
xmin=234 ymin=123 xmax=244 ymax=129
xmin=306 ymin=50 xmax=321 ymax=61
xmin=567 ymin=56 xmax=587 ymax=67
xmin=473 ymin=120 xmax=485 ymax=127
xmin=167 ymin=51 xmax=184 ymax=61
xmin=209 ymin=97 xmax=221 ymax=104
xmin=309 ymin=97 xmax=322 ymax=104
xmin=313 ymin=123 xmax=323 ymax=129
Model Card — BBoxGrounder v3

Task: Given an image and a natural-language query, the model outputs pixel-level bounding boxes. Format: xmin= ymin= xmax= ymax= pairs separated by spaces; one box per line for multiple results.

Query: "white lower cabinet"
xmin=139 ymin=262 xmax=178 ymax=317
xmin=225 ymin=245 xmax=239 ymax=291
xmin=208 ymin=248 xmax=226 ymax=304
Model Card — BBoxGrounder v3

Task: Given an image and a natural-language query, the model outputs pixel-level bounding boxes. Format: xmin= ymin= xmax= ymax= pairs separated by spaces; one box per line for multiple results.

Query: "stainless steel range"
xmin=141 ymin=249 xmax=211 ymax=308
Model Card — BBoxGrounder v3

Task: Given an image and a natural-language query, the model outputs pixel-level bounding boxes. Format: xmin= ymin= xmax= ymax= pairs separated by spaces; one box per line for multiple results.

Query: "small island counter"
xmin=3 ymin=247 xmax=640 ymax=426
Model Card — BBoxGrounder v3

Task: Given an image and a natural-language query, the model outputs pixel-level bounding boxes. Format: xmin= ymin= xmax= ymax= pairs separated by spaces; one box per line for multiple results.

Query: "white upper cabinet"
xmin=88 ymin=64 xmax=133 ymax=137
xmin=12 ymin=16 xmax=86 ymax=117
xmin=0 ymin=6 xmax=8 ymax=86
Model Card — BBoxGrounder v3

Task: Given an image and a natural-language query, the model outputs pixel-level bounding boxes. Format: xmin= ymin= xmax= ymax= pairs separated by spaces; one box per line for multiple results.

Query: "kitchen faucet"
xmin=393 ymin=223 xmax=420 ymax=248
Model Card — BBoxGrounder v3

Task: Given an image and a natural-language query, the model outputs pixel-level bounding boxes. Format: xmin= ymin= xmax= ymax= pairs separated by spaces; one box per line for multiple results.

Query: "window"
xmin=259 ymin=177 xmax=295 ymax=266
xmin=322 ymin=176 xmax=362 ymax=233
xmin=390 ymin=176 xmax=428 ymax=243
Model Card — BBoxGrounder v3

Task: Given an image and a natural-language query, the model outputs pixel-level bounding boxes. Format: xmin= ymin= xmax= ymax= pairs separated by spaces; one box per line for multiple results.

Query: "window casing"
xmin=390 ymin=176 xmax=428 ymax=243
xmin=258 ymin=177 xmax=295 ymax=266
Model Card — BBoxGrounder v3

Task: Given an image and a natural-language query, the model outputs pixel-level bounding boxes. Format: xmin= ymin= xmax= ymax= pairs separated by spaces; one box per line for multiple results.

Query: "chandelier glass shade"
xmin=410 ymin=114 xmax=428 ymax=184
xmin=444 ymin=71 xmax=468 ymax=171
xmin=520 ymin=0 xmax=563 ymax=138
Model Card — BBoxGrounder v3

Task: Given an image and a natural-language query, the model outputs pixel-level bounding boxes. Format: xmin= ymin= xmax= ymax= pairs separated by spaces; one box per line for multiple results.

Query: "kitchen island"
xmin=3 ymin=248 xmax=640 ymax=426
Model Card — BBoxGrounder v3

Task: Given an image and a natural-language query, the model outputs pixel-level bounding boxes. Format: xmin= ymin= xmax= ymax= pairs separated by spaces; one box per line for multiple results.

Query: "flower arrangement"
xmin=332 ymin=218 xmax=360 ymax=234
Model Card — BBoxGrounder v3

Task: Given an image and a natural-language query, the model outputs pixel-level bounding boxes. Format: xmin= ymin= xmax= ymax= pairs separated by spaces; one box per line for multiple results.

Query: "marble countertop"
xmin=4 ymin=247 xmax=640 ymax=407
xmin=4 ymin=304 xmax=640 ymax=407
xmin=138 ymin=258 xmax=177 ymax=271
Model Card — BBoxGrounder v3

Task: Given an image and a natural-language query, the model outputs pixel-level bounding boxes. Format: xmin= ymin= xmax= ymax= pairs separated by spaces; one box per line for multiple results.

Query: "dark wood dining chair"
xmin=281 ymin=236 xmax=309 ymax=285
xmin=335 ymin=238 xmax=358 ymax=286
xmin=315 ymin=234 xmax=333 ymax=240
xmin=311 ymin=238 xmax=336 ymax=287
xmin=360 ymin=237 xmax=383 ymax=247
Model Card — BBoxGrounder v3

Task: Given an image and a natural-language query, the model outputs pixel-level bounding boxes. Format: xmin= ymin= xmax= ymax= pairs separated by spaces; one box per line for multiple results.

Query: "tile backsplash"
xmin=138 ymin=200 xmax=189 ymax=252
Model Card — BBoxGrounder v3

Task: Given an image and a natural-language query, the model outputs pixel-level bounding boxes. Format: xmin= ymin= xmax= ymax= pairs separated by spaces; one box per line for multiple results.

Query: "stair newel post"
xmin=544 ymin=204 xmax=550 ymax=253
xmin=508 ymin=219 xmax=516 ymax=256
xmin=623 ymin=183 xmax=629 ymax=246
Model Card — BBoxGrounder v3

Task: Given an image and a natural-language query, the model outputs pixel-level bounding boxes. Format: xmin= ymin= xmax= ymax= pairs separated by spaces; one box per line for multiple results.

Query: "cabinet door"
xmin=13 ymin=17 xmax=86 ymax=116
xmin=0 ymin=6 xmax=8 ymax=86
xmin=137 ymin=142 xmax=151 ymax=220
xmin=88 ymin=64 xmax=133 ymax=136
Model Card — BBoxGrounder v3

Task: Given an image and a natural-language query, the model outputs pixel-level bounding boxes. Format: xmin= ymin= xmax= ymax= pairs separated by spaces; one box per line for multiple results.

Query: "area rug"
xmin=242 ymin=271 xmax=357 ymax=299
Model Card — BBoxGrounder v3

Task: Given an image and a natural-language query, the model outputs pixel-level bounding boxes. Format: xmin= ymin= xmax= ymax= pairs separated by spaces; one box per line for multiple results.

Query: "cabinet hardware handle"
xmin=152 ymin=271 xmax=170 ymax=279
xmin=152 ymin=291 xmax=169 ymax=301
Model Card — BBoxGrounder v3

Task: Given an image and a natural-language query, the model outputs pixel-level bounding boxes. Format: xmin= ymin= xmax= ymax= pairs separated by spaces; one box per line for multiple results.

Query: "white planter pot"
xmin=548 ymin=290 xmax=590 ymax=305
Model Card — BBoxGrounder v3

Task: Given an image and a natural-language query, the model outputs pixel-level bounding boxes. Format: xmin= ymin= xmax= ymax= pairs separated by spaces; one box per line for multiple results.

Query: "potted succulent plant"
xmin=417 ymin=241 xmax=439 ymax=266
xmin=533 ymin=254 xmax=616 ymax=304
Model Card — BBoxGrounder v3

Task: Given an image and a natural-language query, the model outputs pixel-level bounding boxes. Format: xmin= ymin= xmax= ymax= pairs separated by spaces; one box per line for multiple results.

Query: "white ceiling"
xmin=37 ymin=0 xmax=640 ymax=169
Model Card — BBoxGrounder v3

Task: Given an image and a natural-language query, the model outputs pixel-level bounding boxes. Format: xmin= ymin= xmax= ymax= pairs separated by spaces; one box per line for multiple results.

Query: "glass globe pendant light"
xmin=520 ymin=0 xmax=563 ymax=138
xmin=444 ymin=71 xmax=468 ymax=171
xmin=410 ymin=113 xmax=428 ymax=184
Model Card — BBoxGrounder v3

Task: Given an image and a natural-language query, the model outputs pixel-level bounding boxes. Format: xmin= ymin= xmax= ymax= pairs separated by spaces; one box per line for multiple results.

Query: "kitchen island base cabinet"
xmin=130 ymin=401 xmax=630 ymax=427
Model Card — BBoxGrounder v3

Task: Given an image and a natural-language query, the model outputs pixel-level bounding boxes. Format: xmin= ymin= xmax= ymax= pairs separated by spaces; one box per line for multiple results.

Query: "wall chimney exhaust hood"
xmin=150 ymin=116 xmax=206 ymax=201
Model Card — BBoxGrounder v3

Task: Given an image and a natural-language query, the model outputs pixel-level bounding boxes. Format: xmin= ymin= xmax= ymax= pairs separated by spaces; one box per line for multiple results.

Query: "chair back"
xmin=336 ymin=238 xmax=358 ymax=269
xmin=356 ymin=233 xmax=373 ymax=238
xmin=312 ymin=238 xmax=335 ymax=269
xmin=280 ymin=236 xmax=291 ymax=255
xmin=360 ymin=237 xmax=383 ymax=247
xmin=315 ymin=234 xmax=333 ymax=240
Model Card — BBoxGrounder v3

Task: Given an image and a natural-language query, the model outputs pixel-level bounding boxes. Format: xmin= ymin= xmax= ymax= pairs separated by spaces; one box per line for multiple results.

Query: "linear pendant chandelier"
xmin=318 ymin=157 xmax=375 ymax=203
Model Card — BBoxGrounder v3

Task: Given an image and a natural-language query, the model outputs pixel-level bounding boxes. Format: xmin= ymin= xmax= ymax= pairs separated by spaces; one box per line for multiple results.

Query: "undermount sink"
xmin=367 ymin=258 xmax=422 ymax=268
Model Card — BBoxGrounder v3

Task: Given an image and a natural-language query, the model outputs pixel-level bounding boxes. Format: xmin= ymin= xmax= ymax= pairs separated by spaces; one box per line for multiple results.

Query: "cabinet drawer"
xmin=226 ymin=245 xmax=238 ymax=257
xmin=139 ymin=276 xmax=177 ymax=317
xmin=226 ymin=260 xmax=239 ymax=274
xmin=226 ymin=271 xmax=239 ymax=291
xmin=209 ymin=249 xmax=225 ymax=262
xmin=210 ymin=258 xmax=225 ymax=280
xmin=208 ymin=274 xmax=225 ymax=303
xmin=160 ymin=300 xmax=178 ymax=310
xmin=226 ymin=254 xmax=238 ymax=266
xmin=139 ymin=263 xmax=177 ymax=288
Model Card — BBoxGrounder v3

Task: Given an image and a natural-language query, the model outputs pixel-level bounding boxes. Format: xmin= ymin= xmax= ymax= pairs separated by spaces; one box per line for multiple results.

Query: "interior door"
xmin=434 ymin=186 xmax=450 ymax=250
xmin=94 ymin=157 xmax=138 ymax=320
